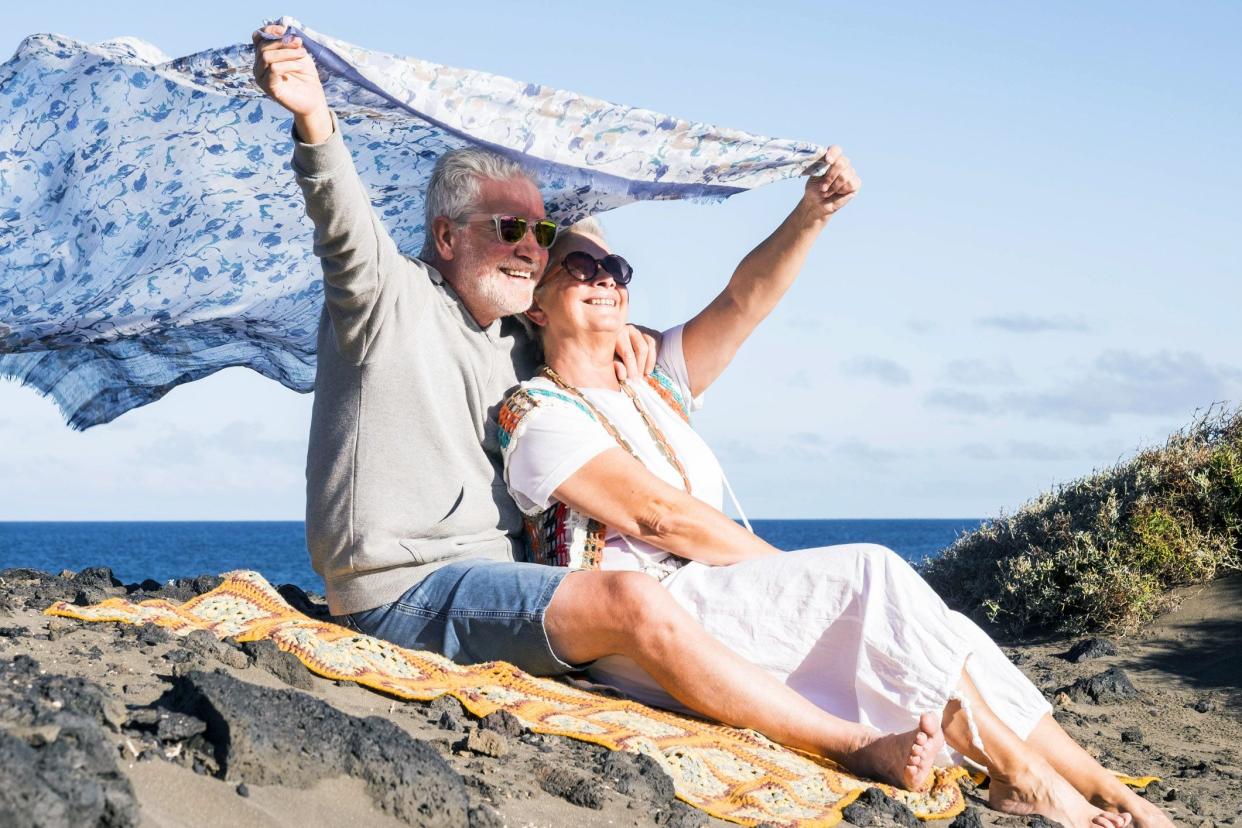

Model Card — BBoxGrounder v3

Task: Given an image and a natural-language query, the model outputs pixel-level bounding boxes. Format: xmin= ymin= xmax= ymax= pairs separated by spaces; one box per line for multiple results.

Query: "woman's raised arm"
xmin=680 ymin=148 xmax=859 ymax=397
xmin=552 ymin=448 xmax=778 ymax=566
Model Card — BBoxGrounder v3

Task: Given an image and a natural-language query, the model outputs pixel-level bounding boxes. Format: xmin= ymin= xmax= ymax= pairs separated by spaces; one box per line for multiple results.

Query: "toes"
xmin=915 ymin=731 xmax=928 ymax=746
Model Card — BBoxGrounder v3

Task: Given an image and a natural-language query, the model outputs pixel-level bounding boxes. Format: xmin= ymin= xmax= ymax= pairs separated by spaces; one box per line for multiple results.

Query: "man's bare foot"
xmin=990 ymin=760 xmax=1132 ymax=828
xmin=843 ymin=713 xmax=946 ymax=791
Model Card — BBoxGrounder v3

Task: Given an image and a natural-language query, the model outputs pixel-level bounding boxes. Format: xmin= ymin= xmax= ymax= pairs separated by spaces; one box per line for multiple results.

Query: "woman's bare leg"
xmin=942 ymin=671 xmax=1131 ymax=828
xmin=1025 ymin=716 xmax=1173 ymax=828
xmin=546 ymin=570 xmax=944 ymax=789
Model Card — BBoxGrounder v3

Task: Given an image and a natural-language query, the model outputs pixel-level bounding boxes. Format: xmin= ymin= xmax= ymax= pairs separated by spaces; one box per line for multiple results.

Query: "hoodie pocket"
xmin=398 ymin=529 xmax=510 ymax=565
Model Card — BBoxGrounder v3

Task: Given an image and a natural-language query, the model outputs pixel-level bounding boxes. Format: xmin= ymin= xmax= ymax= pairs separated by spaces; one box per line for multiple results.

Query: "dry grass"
xmin=921 ymin=406 xmax=1242 ymax=638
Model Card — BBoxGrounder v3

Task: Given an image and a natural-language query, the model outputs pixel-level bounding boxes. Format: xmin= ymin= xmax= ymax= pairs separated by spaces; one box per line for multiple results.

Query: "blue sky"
xmin=2 ymin=1 xmax=1239 ymax=519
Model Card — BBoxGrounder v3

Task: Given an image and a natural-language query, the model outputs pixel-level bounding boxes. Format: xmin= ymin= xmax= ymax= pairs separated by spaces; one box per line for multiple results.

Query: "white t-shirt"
xmin=503 ymin=325 xmax=726 ymax=575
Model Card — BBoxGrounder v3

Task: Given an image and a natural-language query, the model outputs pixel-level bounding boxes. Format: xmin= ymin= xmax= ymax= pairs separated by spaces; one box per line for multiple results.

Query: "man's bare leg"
xmin=1024 ymin=716 xmax=1173 ymax=828
xmin=941 ymin=672 xmax=1130 ymax=828
xmin=545 ymin=570 xmax=943 ymax=790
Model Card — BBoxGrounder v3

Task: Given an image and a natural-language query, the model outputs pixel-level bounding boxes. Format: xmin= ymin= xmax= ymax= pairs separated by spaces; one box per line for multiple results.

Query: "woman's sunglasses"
xmin=561 ymin=251 xmax=634 ymax=286
xmin=464 ymin=214 xmax=558 ymax=249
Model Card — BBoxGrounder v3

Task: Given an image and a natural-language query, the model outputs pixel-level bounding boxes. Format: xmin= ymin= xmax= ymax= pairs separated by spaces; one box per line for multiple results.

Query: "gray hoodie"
xmin=294 ymin=117 xmax=539 ymax=615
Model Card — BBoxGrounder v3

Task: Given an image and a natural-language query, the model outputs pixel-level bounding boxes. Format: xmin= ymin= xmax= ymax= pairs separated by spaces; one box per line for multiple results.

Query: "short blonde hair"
xmin=543 ymin=216 xmax=607 ymax=280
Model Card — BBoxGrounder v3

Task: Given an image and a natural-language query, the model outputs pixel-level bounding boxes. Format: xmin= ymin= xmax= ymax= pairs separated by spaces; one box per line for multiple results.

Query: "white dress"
xmin=503 ymin=325 xmax=1051 ymax=762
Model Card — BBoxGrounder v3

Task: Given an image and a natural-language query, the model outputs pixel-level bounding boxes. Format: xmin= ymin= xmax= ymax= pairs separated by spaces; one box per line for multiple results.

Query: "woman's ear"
xmin=524 ymin=296 xmax=548 ymax=328
xmin=431 ymin=216 xmax=456 ymax=261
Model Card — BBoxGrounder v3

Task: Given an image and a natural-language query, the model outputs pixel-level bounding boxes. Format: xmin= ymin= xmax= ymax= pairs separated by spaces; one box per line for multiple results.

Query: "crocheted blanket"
xmin=47 ymin=570 xmax=969 ymax=827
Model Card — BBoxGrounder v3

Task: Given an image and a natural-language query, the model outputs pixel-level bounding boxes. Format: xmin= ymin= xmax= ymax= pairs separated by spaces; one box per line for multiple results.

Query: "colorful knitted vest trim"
xmin=498 ymin=366 xmax=689 ymax=570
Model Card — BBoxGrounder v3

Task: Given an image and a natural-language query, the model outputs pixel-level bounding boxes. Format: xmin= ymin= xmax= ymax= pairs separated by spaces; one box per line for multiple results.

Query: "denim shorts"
xmin=337 ymin=558 xmax=579 ymax=676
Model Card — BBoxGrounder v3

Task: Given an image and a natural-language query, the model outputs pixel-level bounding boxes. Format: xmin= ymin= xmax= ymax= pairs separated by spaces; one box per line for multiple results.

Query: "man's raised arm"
xmin=252 ymin=24 xmax=413 ymax=366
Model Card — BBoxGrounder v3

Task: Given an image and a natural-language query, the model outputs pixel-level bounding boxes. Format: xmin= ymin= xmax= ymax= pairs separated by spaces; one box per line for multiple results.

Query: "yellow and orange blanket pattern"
xmin=46 ymin=570 xmax=969 ymax=827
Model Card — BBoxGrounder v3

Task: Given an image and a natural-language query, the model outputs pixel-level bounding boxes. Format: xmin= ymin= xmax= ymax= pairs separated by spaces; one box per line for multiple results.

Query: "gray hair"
xmin=420 ymin=147 xmax=534 ymax=258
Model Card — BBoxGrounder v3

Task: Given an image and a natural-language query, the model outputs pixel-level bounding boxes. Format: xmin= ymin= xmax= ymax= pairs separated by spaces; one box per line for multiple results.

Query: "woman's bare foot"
xmin=990 ymin=760 xmax=1132 ymax=828
xmin=843 ymin=713 xmax=946 ymax=791
xmin=1100 ymin=787 xmax=1174 ymax=828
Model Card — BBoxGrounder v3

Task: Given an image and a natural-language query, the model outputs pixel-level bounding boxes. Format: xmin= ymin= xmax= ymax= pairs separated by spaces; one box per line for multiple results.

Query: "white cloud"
xmin=841 ymin=356 xmax=912 ymax=386
xmin=976 ymin=314 xmax=1092 ymax=334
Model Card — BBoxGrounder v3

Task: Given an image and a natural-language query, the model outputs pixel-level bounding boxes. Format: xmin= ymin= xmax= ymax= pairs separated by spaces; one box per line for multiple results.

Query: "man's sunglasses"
xmin=464 ymin=214 xmax=558 ymax=249
xmin=560 ymin=251 xmax=634 ymax=286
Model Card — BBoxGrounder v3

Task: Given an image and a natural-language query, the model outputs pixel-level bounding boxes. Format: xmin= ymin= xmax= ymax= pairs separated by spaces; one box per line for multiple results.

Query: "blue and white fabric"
xmin=0 ymin=18 xmax=824 ymax=428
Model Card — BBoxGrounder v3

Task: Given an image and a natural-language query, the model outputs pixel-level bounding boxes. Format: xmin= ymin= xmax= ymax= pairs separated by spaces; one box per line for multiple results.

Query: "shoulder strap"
xmin=644 ymin=366 xmax=691 ymax=423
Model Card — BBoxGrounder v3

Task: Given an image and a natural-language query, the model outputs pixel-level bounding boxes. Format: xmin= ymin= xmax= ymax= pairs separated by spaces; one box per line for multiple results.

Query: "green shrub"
xmin=921 ymin=406 xmax=1242 ymax=638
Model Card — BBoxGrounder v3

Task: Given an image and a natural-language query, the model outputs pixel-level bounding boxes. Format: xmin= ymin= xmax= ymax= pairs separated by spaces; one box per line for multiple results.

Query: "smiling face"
xmin=530 ymin=232 xmax=630 ymax=343
xmin=434 ymin=174 xmax=549 ymax=327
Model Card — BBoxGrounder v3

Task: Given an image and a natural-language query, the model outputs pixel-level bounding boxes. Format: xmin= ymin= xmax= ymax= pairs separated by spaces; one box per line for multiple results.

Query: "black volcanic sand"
xmin=0 ymin=566 xmax=1238 ymax=828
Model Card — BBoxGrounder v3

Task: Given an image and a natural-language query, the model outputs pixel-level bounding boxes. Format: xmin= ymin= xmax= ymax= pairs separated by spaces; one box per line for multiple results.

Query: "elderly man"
xmin=249 ymin=25 xmax=935 ymax=788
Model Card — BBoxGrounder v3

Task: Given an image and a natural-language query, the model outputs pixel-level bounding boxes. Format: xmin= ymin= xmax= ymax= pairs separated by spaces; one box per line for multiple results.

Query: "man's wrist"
xmin=293 ymin=106 xmax=335 ymax=145
xmin=792 ymin=199 xmax=831 ymax=233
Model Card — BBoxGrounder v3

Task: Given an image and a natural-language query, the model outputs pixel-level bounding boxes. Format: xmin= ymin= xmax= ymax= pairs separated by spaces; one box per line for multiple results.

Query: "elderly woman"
xmin=498 ymin=154 xmax=1168 ymax=828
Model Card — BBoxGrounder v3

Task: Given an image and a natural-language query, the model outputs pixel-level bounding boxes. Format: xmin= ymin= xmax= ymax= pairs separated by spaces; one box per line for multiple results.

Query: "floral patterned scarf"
xmin=0 ymin=17 xmax=823 ymax=428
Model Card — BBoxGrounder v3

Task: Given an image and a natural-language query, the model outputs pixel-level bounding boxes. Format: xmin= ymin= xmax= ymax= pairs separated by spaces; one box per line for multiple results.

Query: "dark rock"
xmin=137 ymin=579 xmax=162 ymax=593
xmin=0 ymin=626 xmax=25 ymax=638
xmin=115 ymin=623 xmax=173 ymax=648
xmin=189 ymin=575 xmax=224 ymax=596
xmin=1120 ymin=726 xmax=1144 ymax=743
xmin=163 ymin=648 xmax=193 ymax=665
xmin=5 ymin=568 xmax=81 ymax=611
xmin=427 ymin=694 xmax=467 ymax=717
xmin=468 ymin=802 xmax=504 ymax=828
xmin=950 ymin=806 xmax=985 ymax=828
xmin=240 ymin=639 xmax=314 ymax=690
xmin=276 ymin=583 xmax=329 ymax=619
xmin=840 ymin=786 xmax=919 ymax=827
xmin=520 ymin=732 xmax=552 ymax=751
xmin=152 ymin=583 xmax=196 ymax=603
xmin=429 ymin=694 xmax=468 ymax=731
xmin=1141 ymin=779 xmax=1171 ymax=802
xmin=1063 ymin=637 xmax=1118 ymax=663
xmin=0 ymin=655 xmax=139 ymax=826
xmin=1178 ymin=759 xmax=1208 ymax=778
xmin=599 ymin=750 xmax=676 ymax=804
xmin=235 ymin=782 xmax=250 ymax=798
xmin=479 ymin=710 xmax=525 ymax=738
xmin=653 ymin=801 xmax=709 ymax=827
xmin=126 ymin=707 xmax=162 ymax=728
xmin=163 ymin=670 xmax=467 ymax=825
xmin=1024 ymin=817 xmax=1066 ymax=828
xmin=155 ymin=711 xmax=207 ymax=742
xmin=73 ymin=586 xmax=111 ymax=607
xmin=1059 ymin=667 xmax=1137 ymax=704
xmin=181 ymin=629 xmax=249 ymax=670
xmin=534 ymin=761 xmax=607 ymax=809
xmin=1192 ymin=697 xmax=1218 ymax=714
xmin=74 ymin=566 xmax=122 ymax=591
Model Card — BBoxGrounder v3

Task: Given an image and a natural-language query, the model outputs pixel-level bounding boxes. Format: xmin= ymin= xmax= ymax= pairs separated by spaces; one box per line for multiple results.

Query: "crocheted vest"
xmin=498 ymin=366 xmax=691 ymax=570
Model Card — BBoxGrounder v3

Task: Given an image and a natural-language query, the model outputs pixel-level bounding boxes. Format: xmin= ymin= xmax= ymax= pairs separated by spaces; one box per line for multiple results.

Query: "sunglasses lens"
xmin=533 ymin=220 xmax=557 ymax=249
xmin=495 ymin=216 xmax=526 ymax=244
xmin=562 ymin=251 xmax=598 ymax=281
xmin=601 ymin=255 xmax=633 ymax=286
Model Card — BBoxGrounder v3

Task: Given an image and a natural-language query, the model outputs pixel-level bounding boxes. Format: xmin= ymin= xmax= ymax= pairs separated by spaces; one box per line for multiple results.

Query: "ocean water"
xmin=0 ymin=519 xmax=982 ymax=594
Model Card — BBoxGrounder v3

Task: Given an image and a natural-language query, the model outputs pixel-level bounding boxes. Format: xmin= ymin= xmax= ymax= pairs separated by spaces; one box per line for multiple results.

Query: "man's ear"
xmin=524 ymin=296 xmax=548 ymax=328
xmin=431 ymin=216 xmax=457 ymax=261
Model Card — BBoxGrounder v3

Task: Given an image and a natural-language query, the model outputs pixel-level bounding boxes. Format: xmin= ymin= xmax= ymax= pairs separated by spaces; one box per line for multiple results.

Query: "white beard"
xmin=471 ymin=270 xmax=535 ymax=318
